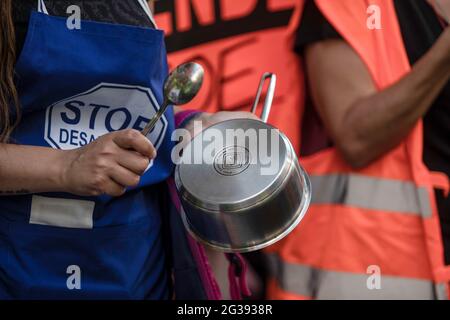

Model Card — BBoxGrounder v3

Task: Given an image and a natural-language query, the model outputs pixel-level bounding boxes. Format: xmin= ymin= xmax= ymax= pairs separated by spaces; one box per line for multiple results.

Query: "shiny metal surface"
xmin=176 ymin=119 xmax=290 ymax=212
xmin=142 ymin=62 xmax=204 ymax=136
xmin=178 ymin=137 xmax=311 ymax=253
xmin=175 ymin=73 xmax=311 ymax=252
xmin=251 ymin=73 xmax=276 ymax=123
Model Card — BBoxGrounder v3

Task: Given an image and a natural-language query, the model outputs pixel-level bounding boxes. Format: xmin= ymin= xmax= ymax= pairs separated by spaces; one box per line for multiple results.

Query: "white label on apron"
xmin=30 ymin=195 xmax=95 ymax=229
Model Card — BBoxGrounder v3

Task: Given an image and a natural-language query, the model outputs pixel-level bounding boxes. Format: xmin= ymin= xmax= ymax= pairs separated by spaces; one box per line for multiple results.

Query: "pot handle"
xmin=251 ymin=73 xmax=277 ymax=123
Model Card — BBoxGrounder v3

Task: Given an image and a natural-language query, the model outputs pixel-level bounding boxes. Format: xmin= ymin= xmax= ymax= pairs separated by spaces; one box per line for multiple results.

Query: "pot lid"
xmin=175 ymin=119 xmax=293 ymax=212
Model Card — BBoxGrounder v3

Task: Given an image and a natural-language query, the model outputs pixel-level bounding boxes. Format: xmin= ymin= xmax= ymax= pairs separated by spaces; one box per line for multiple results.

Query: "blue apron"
xmin=0 ymin=0 xmax=174 ymax=299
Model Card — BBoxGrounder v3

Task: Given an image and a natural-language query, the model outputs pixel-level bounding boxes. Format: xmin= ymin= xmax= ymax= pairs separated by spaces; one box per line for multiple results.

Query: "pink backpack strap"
xmin=167 ymin=177 xmax=222 ymax=300
xmin=226 ymin=253 xmax=252 ymax=300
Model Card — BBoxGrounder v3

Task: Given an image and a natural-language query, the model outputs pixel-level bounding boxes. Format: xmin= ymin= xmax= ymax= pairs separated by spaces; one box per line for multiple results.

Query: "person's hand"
xmin=172 ymin=110 xmax=260 ymax=153
xmin=61 ymin=129 xmax=156 ymax=197
xmin=201 ymin=111 xmax=260 ymax=128
xmin=183 ymin=111 xmax=260 ymax=136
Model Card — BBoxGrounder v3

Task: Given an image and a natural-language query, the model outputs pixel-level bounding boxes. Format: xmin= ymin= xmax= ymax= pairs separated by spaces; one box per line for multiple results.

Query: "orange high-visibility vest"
xmin=154 ymin=0 xmax=305 ymax=152
xmin=265 ymin=0 xmax=450 ymax=299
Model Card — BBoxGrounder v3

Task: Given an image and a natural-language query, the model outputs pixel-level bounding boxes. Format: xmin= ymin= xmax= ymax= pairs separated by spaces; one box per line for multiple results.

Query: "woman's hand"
xmin=182 ymin=111 xmax=260 ymax=135
xmin=61 ymin=129 xmax=156 ymax=197
xmin=200 ymin=111 xmax=260 ymax=127
xmin=173 ymin=110 xmax=260 ymax=152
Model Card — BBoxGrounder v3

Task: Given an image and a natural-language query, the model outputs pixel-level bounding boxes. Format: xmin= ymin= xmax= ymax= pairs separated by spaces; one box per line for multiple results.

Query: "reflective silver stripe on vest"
xmin=310 ymin=174 xmax=432 ymax=217
xmin=436 ymin=282 xmax=449 ymax=300
xmin=266 ymin=254 xmax=437 ymax=300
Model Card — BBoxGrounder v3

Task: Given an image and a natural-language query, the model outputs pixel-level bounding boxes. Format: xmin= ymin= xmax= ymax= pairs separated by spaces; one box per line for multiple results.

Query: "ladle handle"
xmin=251 ymin=73 xmax=277 ymax=123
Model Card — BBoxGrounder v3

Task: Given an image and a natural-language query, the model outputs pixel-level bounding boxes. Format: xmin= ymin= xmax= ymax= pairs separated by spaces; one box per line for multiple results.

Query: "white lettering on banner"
xmin=45 ymin=83 xmax=168 ymax=169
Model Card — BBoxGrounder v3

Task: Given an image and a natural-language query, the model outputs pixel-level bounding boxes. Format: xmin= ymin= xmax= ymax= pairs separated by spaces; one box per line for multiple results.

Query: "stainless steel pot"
xmin=175 ymin=73 xmax=311 ymax=253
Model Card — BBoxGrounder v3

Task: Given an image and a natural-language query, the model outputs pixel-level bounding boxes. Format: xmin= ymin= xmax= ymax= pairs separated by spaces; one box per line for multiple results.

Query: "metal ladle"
xmin=141 ymin=62 xmax=205 ymax=136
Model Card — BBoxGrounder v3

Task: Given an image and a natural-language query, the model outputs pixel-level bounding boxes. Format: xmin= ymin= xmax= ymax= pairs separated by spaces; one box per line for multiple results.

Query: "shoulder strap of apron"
xmin=37 ymin=0 xmax=49 ymax=14
xmin=37 ymin=0 xmax=157 ymax=28
xmin=137 ymin=0 xmax=158 ymax=28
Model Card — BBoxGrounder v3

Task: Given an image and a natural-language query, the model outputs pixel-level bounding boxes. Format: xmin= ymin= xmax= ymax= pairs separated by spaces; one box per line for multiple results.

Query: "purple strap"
xmin=226 ymin=253 xmax=252 ymax=300
xmin=167 ymin=178 xmax=222 ymax=300
xmin=175 ymin=110 xmax=202 ymax=128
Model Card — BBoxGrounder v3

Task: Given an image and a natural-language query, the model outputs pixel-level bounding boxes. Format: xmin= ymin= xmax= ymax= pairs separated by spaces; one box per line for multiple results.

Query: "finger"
xmin=227 ymin=111 xmax=259 ymax=120
xmin=109 ymin=164 xmax=141 ymax=188
xmin=116 ymin=149 xmax=150 ymax=175
xmin=102 ymin=179 xmax=127 ymax=197
xmin=113 ymin=129 xmax=156 ymax=159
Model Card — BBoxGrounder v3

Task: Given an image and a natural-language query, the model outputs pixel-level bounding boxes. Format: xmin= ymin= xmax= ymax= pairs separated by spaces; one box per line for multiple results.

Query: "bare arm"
xmin=0 ymin=144 xmax=66 ymax=195
xmin=305 ymin=28 xmax=450 ymax=168
xmin=0 ymin=129 xmax=156 ymax=197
